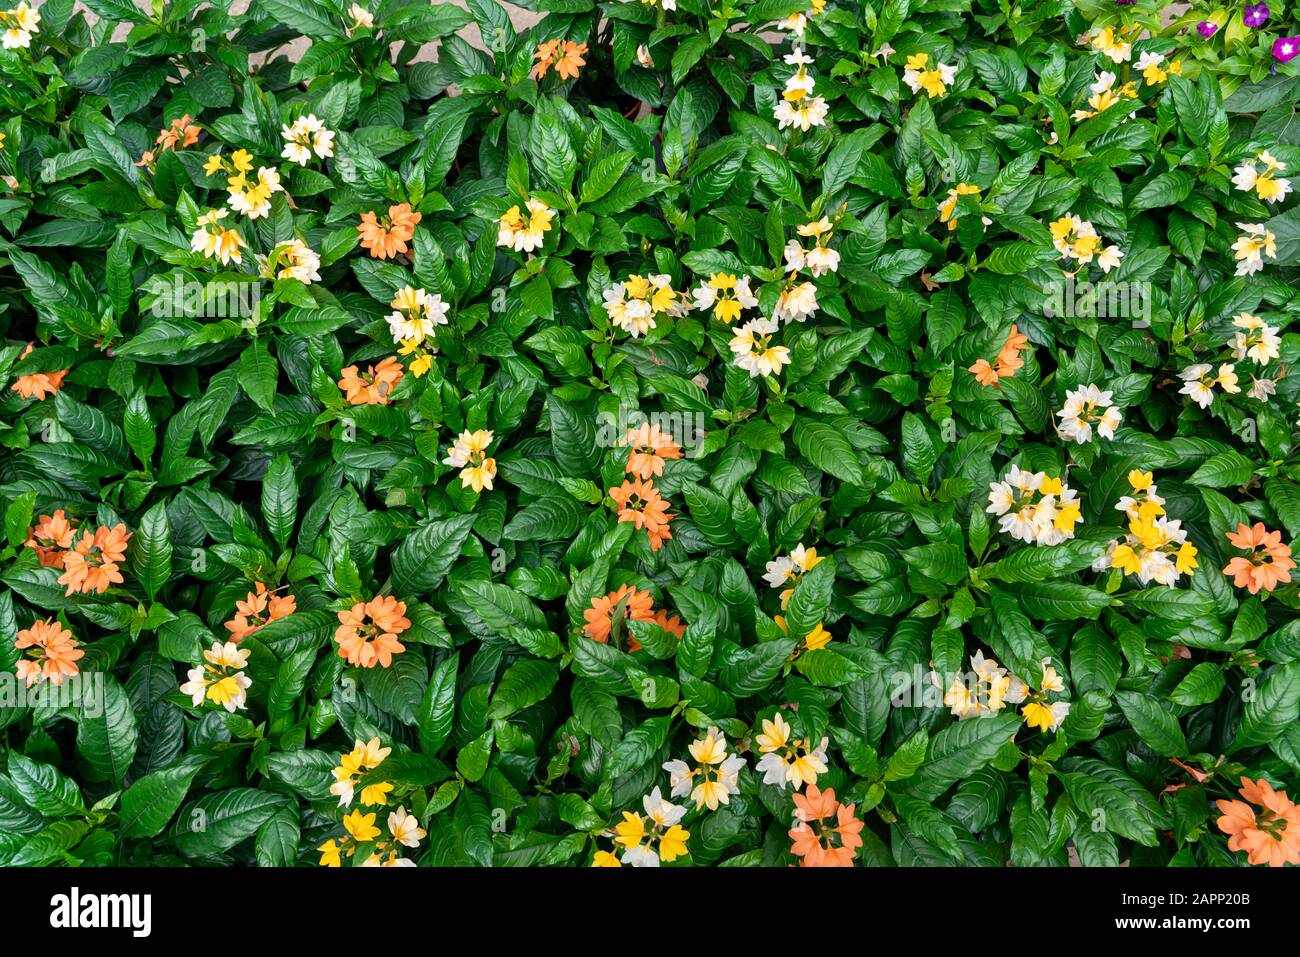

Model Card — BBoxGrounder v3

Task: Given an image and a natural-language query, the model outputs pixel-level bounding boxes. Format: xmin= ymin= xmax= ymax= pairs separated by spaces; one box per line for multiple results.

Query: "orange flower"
xmin=338 ymin=356 xmax=404 ymax=405
xmin=57 ymin=524 xmax=131 ymax=596
xmin=788 ymin=784 xmax=863 ymax=867
xmin=14 ymin=618 xmax=84 ymax=687
xmin=1223 ymin=522 xmax=1295 ymax=594
xmin=608 ymin=478 xmax=674 ymax=551
xmin=531 ymin=39 xmax=587 ymax=80
xmin=26 ymin=509 xmax=77 ymax=568
xmin=225 ymin=582 xmax=297 ymax=643
xmin=619 ymin=422 xmax=683 ymax=480
xmin=156 ymin=114 xmax=201 ymax=151
xmin=335 ymin=596 xmax=410 ymax=668
xmin=357 ymin=203 xmax=421 ymax=259
xmin=10 ymin=343 xmax=68 ymax=401
xmin=583 ymin=584 xmax=654 ymax=645
xmin=968 ymin=324 xmax=1029 ymax=388
xmin=1215 ymin=776 xmax=1300 ymax=867
xmin=653 ymin=608 xmax=685 ymax=638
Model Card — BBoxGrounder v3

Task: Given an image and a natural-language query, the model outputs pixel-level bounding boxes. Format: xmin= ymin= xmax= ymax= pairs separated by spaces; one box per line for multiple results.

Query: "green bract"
xmin=0 ymin=0 xmax=1298 ymax=868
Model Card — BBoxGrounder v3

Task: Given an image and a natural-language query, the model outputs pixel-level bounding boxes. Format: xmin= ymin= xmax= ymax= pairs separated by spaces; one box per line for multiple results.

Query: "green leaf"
xmin=120 ymin=764 xmax=202 ymax=839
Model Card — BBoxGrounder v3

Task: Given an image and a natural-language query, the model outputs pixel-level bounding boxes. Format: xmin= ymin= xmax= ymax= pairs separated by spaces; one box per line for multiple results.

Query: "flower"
xmin=1215 ymin=777 xmax=1300 ymax=867
xmin=497 ymin=198 xmax=556 ymax=253
xmin=1229 ymin=313 xmax=1281 ymax=366
xmin=280 ymin=114 xmax=334 ymax=165
xmin=754 ymin=712 xmax=830 ymax=790
xmin=1178 ymin=363 xmax=1240 ymax=409
xmin=730 ymin=317 xmax=791 ymax=378
xmin=618 ymin=422 xmax=683 ymax=480
xmin=334 ymin=596 xmax=410 ymax=668
xmin=763 ymin=543 xmax=825 ymax=608
xmin=386 ymin=286 xmax=450 ymax=345
xmin=1223 ymin=523 xmax=1294 ymax=595
xmin=937 ymin=182 xmax=990 ymax=231
xmin=1274 ymin=36 xmax=1300 ymax=65
xmin=788 ymin=784 xmax=863 ymax=867
xmin=663 ymin=727 xmax=746 ymax=811
xmin=25 ymin=509 xmax=76 ymax=567
xmin=179 ymin=641 xmax=252 ymax=712
xmin=943 ymin=650 xmax=1015 ymax=719
xmin=582 ymin=583 xmax=654 ymax=647
xmin=10 ymin=363 xmax=67 ymax=400
xmin=531 ymin=39 xmax=587 ymax=80
xmin=784 ymin=217 xmax=840 ymax=276
xmin=347 ymin=3 xmax=373 ymax=29
xmin=1243 ymin=3 xmax=1269 ymax=28
xmin=1197 ymin=21 xmax=1219 ymax=38
xmin=357 ymin=203 xmax=421 ymax=259
xmin=387 ymin=806 xmax=427 ymax=848
xmin=902 ymin=51 xmax=957 ymax=98
xmin=1049 ymin=214 xmax=1122 ymax=271
xmin=598 ymin=788 xmax=689 ymax=867
xmin=154 ymin=114 xmax=201 ymax=153
xmin=772 ymin=278 xmax=818 ymax=324
xmin=1135 ymin=51 xmax=1180 ymax=86
xmin=343 ymin=808 xmax=382 ymax=843
xmin=329 ymin=737 xmax=392 ymax=807
xmin=986 ymin=468 xmax=1081 ymax=546
xmin=692 ymin=273 xmax=758 ymax=324
xmin=775 ymin=48 xmax=829 ymax=129
xmin=1055 ymin=384 xmax=1122 ymax=443
xmin=636 ymin=44 xmax=654 ymax=68
xmin=1232 ymin=223 xmax=1277 ymax=276
xmin=227 ymin=165 xmax=283 ymax=219
xmin=969 ymin=324 xmax=1029 ymax=387
xmin=603 ymin=274 xmax=684 ymax=337
xmin=338 ymin=356 xmax=404 ymax=406
xmin=1071 ymin=70 xmax=1139 ymax=121
xmin=1087 ymin=25 xmax=1132 ymax=63
xmin=609 ymin=478 xmax=675 ymax=551
xmin=776 ymin=0 xmax=824 ymax=36
xmin=58 ymin=524 xmax=131 ymax=595
xmin=443 ymin=429 xmax=496 ymax=493
xmin=1233 ymin=151 xmax=1292 ymax=205
xmin=1095 ymin=514 xmax=1198 ymax=587
xmin=0 ymin=2 xmax=40 ymax=49
xmin=14 ymin=618 xmax=83 ymax=688
xmin=1114 ymin=469 xmax=1166 ymax=523
xmin=267 ymin=238 xmax=322 ymax=284
xmin=190 ymin=209 xmax=245 ymax=265
xmin=225 ymin=582 xmax=297 ymax=642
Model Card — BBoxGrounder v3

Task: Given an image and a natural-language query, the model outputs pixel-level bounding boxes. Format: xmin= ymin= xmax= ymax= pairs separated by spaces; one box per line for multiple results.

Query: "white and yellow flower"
xmin=227 ymin=166 xmax=283 ymax=219
xmin=774 ymin=48 xmax=829 ymax=131
xmin=190 ymin=209 xmax=246 ymax=266
xmin=443 ymin=429 xmax=496 ymax=493
xmin=902 ymin=51 xmax=957 ymax=98
xmin=1230 ymin=313 xmax=1281 ymax=366
xmin=1135 ymin=50 xmax=1180 ymax=85
xmin=267 ymin=238 xmax=321 ymax=284
xmin=1049 ymin=213 xmax=1123 ymax=272
xmin=1231 ymin=223 xmax=1277 ymax=276
xmin=692 ymin=273 xmax=757 ymax=324
xmin=1179 ymin=363 xmax=1240 ymax=409
xmin=497 ymin=198 xmax=556 ymax=253
xmin=1233 ymin=151 xmax=1292 ymax=204
xmin=754 ymin=712 xmax=830 ymax=790
xmin=1071 ymin=70 xmax=1139 ymax=121
xmin=1056 ymin=384 xmax=1122 ymax=443
xmin=179 ymin=641 xmax=252 ymax=713
xmin=603 ymin=273 xmax=684 ymax=338
xmin=662 ymin=727 xmax=746 ymax=811
xmin=986 ymin=468 xmax=1082 ymax=546
xmin=280 ymin=114 xmax=335 ymax=165
xmin=0 ymin=2 xmax=40 ymax=49
xmin=729 ymin=317 xmax=790 ymax=379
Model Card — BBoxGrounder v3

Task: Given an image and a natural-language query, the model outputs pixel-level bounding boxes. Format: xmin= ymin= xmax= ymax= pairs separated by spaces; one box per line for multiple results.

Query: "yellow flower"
xmin=591 ymin=849 xmax=622 ymax=867
xmin=659 ymin=824 xmax=690 ymax=862
xmin=802 ymin=623 xmax=832 ymax=651
xmin=937 ymin=182 xmax=981 ymax=230
xmin=1022 ymin=701 xmax=1057 ymax=733
xmin=614 ymin=811 xmax=645 ymax=849
xmin=1175 ymin=542 xmax=1199 ymax=574
xmin=343 ymin=809 xmax=381 ymax=843
xmin=359 ymin=781 xmax=394 ymax=806
xmin=317 ymin=839 xmax=342 ymax=867
xmin=756 ymin=713 xmax=792 ymax=753
xmin=1128 ymin=470 xmax=1153 ymax=492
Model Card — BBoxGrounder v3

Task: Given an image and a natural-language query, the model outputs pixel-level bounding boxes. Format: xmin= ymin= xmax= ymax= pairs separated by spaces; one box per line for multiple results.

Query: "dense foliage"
xmin=1 ymin=0 xmax=1299 ymax=868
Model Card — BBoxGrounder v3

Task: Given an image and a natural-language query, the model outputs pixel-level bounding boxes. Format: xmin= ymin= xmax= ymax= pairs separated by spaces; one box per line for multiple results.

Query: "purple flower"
xmin=1198 ymin=21 xmax=1219 ymax=37
xmin=1244 ymin=3 xmax=1270 ymax=28
xmin=1114 ymin=0 xmax=1137 ymax=4
xmin=1274 ymin=35 xmax=1300 ymax=63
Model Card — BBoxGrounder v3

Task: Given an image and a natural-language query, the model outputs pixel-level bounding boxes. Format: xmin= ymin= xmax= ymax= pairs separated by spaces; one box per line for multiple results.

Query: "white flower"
xmin=636 ymin=44 xmax=654 ymax=68
xmin=763 ymin=555 xmax=795 ymax=589
xmin=1179 ymin=363 xmax=1239 ymax=409
xmin=348 ymin=3 xmax=373 ymax=28
xmin=642 ymin=787 xmax=686 ymax=828
xmin=1 ymin=1 xmax=40 ymax=49
xmin=773 ymin=281 xmax=818 ymax=323
xmin=280 ymin=114 xmax=335 ymax=165
xmin=270 ymin=238 xmax=322 ymax=284
xmin=1233 ymin=151 xmax=1292 ymax=204
xmin=1097 ymin=245 xmax=1124 ymax=273
xmin=730 ymin=317 xmax=790 ymax=378
xmin=1056 ymin=384 xmax=1121 ymax=443
xmin=1229 ymin=313 xmax=1281 ymax=366
xmin=388 ymin=806 xmax=427 ymax=848
xmin=1232 ymin=223 xmax=1277 ymax=276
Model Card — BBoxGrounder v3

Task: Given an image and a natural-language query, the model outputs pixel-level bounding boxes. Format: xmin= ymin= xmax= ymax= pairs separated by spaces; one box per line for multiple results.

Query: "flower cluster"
xmin=497 ymin=198 xmax=557 ymax=253
xmin=1223 ymin=523 xmax=1294 ymax=595
xmin=14 ymin=618 xmax=82 ymax=687
xmin=334 ymin=596 xmax=410 ymax=668
xmin=180 ymin=641 xmax=253 ymax=713
xmin=986 ymin=468 xmax=1082 ymax=546
xmin=224 ymin=583 xmax=297 ymax=643
xmin=58 ymin=524 xmax=132 ymax=596
xmin=774 ymin=48 xmax=829 ymax=131
xmin=902 ymin=51 xmax=956 ymax=98
xmin=969 ymin=324 xmax=1029 ymax=388
xmin=604 ymin=273 xmax=687 ymax=338
xmin=444 ymin=429 xmax=497 ymax=493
